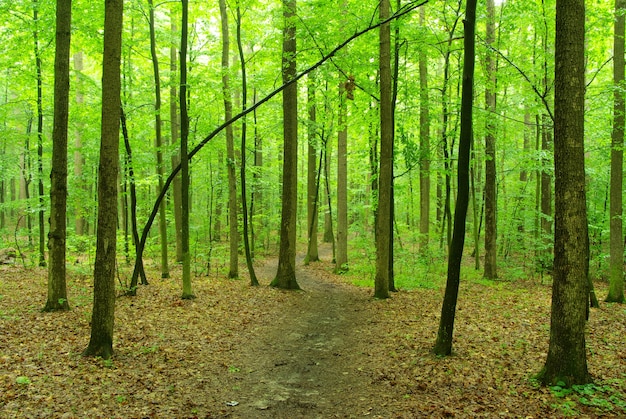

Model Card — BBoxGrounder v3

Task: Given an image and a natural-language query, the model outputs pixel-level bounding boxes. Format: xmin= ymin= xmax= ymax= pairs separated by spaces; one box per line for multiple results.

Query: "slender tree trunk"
xmin=418 ymin=7 xmax=430 ymax=252
xmin=374 ymin=0 xmax=392 ymax=299
xmin=74 ymin=52 xmax=88 ymax=235
xmin=234 ymin=5 xmax=258 ymax=286
xmin=219 ymin=0 xmax=239 ymax=279
xmin=607 ymin=0 xmax=625 ymax=303
xmin=271 ymin=0 xmax=300 ymax=290
xmin=180 ymin=0 xmax=194 ymax=299
xmin=83 ymin=0 xmax=123 ymax=360
xmin=336 ymin=80 xmax=348 ymax=273
xmin=32 ymin=3 xmax=46 ymax=267
xmin=148 ymin=0 xmax=170 ymax=279
xmin=305 ymin=73 xmax=320 ymax=264
xmin=170 ymin=10 xmax=183 ymax=263
xmin=484 ymin=0 xmax=497 ymax=279
xmin=540 ymin=0 xmax=591 ymax=386
xmin=44 ymin=0 xmax=72 ymax=312
xmin=433 ymin=0 xmax=477 ymax=356
xmin=323 ymin=140 xmax=335 ymax=245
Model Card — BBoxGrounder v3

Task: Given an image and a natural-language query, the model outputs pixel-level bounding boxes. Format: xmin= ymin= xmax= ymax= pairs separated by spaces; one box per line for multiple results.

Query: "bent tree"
xmin=539 ymin=0 xmax=590 ymax=386
xmin=84 ymin=0 xmax=123 ymax=360
xmin=433 ymin=0 xmax=477 ymax=356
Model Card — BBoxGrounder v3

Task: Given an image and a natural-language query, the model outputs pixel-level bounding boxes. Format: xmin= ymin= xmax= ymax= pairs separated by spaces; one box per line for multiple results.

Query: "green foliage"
xmin=15 ymin=376 xmax=31 ymax=385
xmin=549 ymin=381 xmax=626 ymax=416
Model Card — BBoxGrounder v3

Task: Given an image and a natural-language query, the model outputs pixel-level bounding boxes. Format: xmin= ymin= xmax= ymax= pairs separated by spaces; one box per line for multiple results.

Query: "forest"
xmin=1 ymin=0 xmax=626 ymax=417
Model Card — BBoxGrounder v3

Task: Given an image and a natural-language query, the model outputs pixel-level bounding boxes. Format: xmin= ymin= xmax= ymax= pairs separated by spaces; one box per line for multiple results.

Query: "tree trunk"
xmin=180 ymin=0 xmax=194 ymax=299
xmin=607 ymin=0 xmax=625 ymax=303
xmin=540 ymin=0 xmax=591 ymax=386
xmin=32 ymin=2 xmax=46 ymax=267
xmin=374 ymin=0 xmax=392 ymax=299
xmin=44 ymin=0 xmax=72 ymax=312
xmin=234 ymin=5 xmax=258 ymax=286
xmin=305 ymin=74 xmax=320 ymax=264
xmin=433 ymin=0 xmax=477 ymax=356
xmin=74 ymin=52 xmax=88 ymax=235
xmin=83 ymin=0 xmax=123 ymax=360
xmin=170 ymin=10 xmax=183 ymax=263
xmin=271 ymin=0 xmax=300 ymax=290
xmin=219 ymin=0 xmax=239 ymax=279
xmin=148 ymin=0 xmax=169 ymax=279
xmin=336 ymin=80 xmax=348 ymax=273
xmin=483 ymin=0 xmax=497 ymax=279
xmin=418 ymin=7 xmax=430 ymax=252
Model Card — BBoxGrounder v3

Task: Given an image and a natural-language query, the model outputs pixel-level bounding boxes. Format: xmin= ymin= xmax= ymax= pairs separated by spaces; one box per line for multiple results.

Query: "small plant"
xmin=228 ymin=365 xmax=241 ymax=373
xmin=16 ymin=376 xmax=31 ymax=385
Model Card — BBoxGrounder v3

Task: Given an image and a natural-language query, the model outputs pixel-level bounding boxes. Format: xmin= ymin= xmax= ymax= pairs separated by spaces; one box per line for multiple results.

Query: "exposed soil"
xmin=221 ymin=248 xmax=381 ymax=418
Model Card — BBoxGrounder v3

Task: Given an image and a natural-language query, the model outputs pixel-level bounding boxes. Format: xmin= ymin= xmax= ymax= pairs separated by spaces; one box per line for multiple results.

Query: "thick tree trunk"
xmin=271 ymin=0 xmax=300 ymax=290
xmin=433 ymin=0 xmax=477 ymax=356
xmin=374 ymin=0 xmax=392 ymax=299
xmin=540 ymin=0 xmax=591 ymax=386
xmin=84 ymin=0 xmax=123 ymax=360
xmin=607 ymin=0 xmax=625 ymax=303
xmin=44 ymin=0 xmax=72 ymax=312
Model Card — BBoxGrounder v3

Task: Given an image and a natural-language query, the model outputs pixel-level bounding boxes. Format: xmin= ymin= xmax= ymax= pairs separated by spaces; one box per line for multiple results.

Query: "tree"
xmin=169 ymin=8 xmax=183 ymax=263
xmin=374 ymin=0 xmax=392 ymax=300
xmin=83 ymin=0 xmax=123 ymax=360
xmin=180 ymin=0 xmax=194 ymax=299
xmin=483 ymin=0 xmax=497 ymax=279
xmin=44 ymin=0 xmax=72 ymax=312
xmin=219 ymin=0 xmax=239 ymax=279
xmin=234 ymin=3 xmax=258 ymax=286
xmin=433 ymin=0 xmax=477 ymax=356
xmin=539 ymin=0 xmax=591 ymax=386
xmin=418 ymin=6 xmax=430 ymax=252
xmin=305 ymin=73 xmax=320 ymax=264
xmin=607 ymin=0 xmax=625 ymax=304
xmin=271 ymin=0 xmax=300 ymax=290
xmin=336 ymin=79 xmax=349 ymax=273
xmin=147 ymin=0 xmax=169 ymax=279
xmin=32 ymin=1 xmax=46 ymax=268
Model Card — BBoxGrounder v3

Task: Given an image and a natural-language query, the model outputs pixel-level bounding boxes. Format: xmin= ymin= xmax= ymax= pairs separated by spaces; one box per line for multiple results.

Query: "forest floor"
xmin=1 ymin=243 xmax=626 ymax=418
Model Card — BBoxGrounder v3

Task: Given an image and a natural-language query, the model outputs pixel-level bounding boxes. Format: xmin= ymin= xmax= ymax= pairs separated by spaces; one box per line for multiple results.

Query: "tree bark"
xmin=607 ymin=0 xmax=625 ymax=303
xmin=271 ymin=0 xmax=300 ymax=290
xmin=418 ymin=7 xmax=430 ymax=252
xmin=84 ymin=0 xmax=123 ymax=360
xmin=336 ymin=81 xmax=348 ymax=273
xmin=483 ymin=0 xmax=497 ymax=279
xmin=219 ymin=0 xmax=239 ymax=279
xmin=170 ymin=10 xmax=183 ymax=263
xmin=44 ymin=0 xmax=72 ymax=312
xmin=32 ymin=2 xmax=46 ymax=267
xmin=375 ymin=0 xmax=392 ymax=299
xmin=540 ymin=0 xmax=591 ymax=386
xmin=305 ymin=74 xmax=320 ymax=264
xmin=180 ymin=0 xmax=194 ymax=299
xmin=433 ymin=0 xmax=477 ymax=356
xmin=148 ymin=0 xmax=170 ymax=279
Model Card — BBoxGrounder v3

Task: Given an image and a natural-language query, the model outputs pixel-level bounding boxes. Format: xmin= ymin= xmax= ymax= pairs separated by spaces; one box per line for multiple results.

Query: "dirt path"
xmin=220 ymin=247 xmax=385 ymax=418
